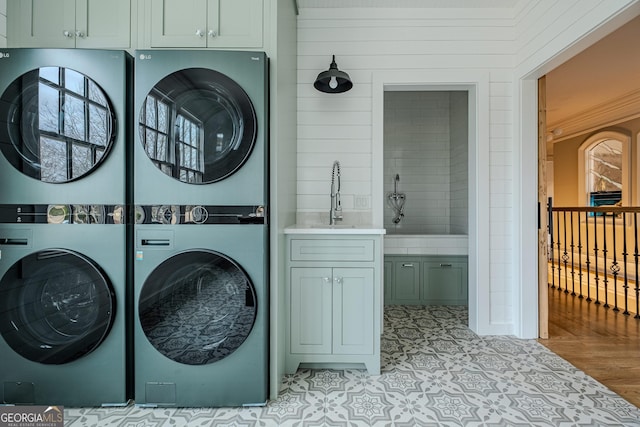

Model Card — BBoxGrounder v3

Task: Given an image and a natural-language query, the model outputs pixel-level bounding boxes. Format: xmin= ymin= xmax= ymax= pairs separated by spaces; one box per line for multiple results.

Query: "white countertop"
xmin=284 ymin=224 xmax=386 ymax=235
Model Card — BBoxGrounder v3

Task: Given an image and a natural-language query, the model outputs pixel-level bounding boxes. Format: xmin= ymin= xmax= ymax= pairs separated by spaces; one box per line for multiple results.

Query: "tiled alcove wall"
xmin=383 ymin=91 xmax=468 ymax=234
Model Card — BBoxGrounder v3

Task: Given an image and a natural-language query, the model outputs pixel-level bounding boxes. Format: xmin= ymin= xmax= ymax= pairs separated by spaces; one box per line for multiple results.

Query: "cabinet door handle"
xmin=440 ymin=263 xmax=452 ymax=267
xmin=208 ymin=29 xmax=217 ymax=38
xmin=63 ymin=30 xmax=74 ymax=38
xmin=334 ymin=277 xmax=343 ymax=285
xmin=196 ymin=29 xmax=205 ymax=37
xmin=323 ymin=277 xmax=331 ymax=283
xmin=402 ymin=263 xmax=414 ymax=267
xmin=75 ymin=30 xmax=85 ymax=38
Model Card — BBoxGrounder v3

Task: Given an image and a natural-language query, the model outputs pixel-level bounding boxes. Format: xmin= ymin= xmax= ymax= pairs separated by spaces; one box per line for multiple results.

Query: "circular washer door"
xmin=0 ymin=67 xmax=117 ymax=183
xmin=139 ymin=250 xmax=257 ymax=365
xmin=0 ymin=249 xmax=116 ymax=365
xmin=138 ymin=68 xmax=257 ymax=184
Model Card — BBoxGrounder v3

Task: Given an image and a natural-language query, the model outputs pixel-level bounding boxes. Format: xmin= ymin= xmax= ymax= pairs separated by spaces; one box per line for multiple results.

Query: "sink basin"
xmin=310 ymin=224 xmax=357 ymax=229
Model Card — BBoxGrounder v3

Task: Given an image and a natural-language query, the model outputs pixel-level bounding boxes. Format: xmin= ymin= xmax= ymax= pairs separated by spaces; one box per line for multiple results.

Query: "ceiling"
xmin=545 ymin=14 xmax=640 ymax=136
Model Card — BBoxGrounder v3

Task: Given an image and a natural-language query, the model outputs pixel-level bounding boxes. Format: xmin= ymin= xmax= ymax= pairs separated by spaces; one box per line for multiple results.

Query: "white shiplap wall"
xmin=0 ymin=0 xmax=6 ymax=48
xmin=297 ymin=6 xmax=517 ymax=333
xmin=296 ymin=6 xmax=516 ymax=219
xmin=296 ymin=0 xmax=640 ymax=337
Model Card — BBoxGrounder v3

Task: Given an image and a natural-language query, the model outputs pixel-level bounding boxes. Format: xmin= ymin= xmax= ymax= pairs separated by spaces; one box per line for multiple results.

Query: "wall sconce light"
xmin=313 ymin=55 xmax=353 ymax=93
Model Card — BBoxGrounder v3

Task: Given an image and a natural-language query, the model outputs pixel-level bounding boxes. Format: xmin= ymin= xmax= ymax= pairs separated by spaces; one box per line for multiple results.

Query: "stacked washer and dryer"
xmin=132 ymin=50 xmax=269 ymax=407
xmin=0 ymin=49 xmax=132 ymax=406
xmin=0 ymin=49 xmax=269 ymax=408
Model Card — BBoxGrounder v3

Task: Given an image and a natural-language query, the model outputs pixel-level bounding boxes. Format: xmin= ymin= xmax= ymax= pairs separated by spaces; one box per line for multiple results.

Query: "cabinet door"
xmin=290 ymin=268 xmax=332 ymax=354
xmin=391 ymin=259 xmax=421 ymax=304
xmin=11 ymin=0 xmax=76 ymax=48
xmin=332 ymin=268 xmax=374 ymax=355
xmin=151 ymin=0 xmax=208 ymax=48
xmin=75 ymin=0 xmax=130 ymax=48
xmin=207 ymin=0 xmax=263 ymax=48
xmin=423 ymin=260 xmax=468 ymax=305
xmin=383 ymin=260 xmax=392 ymax=304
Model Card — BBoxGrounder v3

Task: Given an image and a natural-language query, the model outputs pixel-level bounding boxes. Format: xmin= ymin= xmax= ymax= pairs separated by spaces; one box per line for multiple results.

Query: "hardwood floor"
xmin=539 ymin=286 xmax=640 ymax=408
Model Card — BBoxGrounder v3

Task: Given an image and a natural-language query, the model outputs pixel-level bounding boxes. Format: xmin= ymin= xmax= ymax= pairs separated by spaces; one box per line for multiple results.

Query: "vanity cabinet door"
xmin=289 ymin=267 xmax=332 ymax=355
xmin=332 ymin=268 xmax=374 ymax=355
xmin=289 ymin=267 xmax=374 ymax=356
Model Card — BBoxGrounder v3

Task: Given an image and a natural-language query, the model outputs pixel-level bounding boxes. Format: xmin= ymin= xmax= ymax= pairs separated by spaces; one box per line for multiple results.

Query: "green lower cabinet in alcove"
xmin=384 ymin=255 xmax=468 ymax=306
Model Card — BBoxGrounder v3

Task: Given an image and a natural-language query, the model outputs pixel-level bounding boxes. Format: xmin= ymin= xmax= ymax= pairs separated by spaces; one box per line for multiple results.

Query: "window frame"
xmin=140 ymin=89 xmax=205 ymax=183
xmin=577 ymin=130 xmax=630 ymax=207
xmin=38 ymin=67 xmax=112 ymax=181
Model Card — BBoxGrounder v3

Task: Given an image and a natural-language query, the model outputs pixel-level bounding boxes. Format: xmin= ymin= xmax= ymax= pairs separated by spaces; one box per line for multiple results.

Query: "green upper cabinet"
xmin=150 ymin=0 xmax=263 ymax=48
xmin=8 ymin=0 xmax=131 ymax=48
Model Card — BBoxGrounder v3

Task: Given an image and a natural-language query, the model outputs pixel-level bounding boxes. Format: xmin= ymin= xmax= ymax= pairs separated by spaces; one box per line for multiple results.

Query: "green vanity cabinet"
xmin=284 ymin=231 xmax=384 ymax=375
xmin=289 ymin=267 xmax=374 ymax=356
xmin=385 ymin=255 xmax=468 ymax=306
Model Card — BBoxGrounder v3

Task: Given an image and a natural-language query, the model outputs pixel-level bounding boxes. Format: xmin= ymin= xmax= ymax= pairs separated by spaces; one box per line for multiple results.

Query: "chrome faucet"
xmin=330 ymin=160 xmax=343 ymax=225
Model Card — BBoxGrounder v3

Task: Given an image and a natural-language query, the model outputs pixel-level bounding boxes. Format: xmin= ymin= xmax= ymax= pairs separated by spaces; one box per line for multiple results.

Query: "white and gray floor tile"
xmin=65 ymin=305 xmax=640 ymax=426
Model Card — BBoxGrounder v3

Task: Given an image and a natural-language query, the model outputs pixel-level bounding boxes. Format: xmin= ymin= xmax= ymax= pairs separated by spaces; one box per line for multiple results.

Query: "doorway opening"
xmin=372 ymin=72 xmax=492 ymax=335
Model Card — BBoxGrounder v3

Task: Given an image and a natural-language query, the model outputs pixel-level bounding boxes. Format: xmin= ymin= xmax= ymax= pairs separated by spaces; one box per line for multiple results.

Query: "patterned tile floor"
xmin=65 ymin=306 xmax=640 ymax=426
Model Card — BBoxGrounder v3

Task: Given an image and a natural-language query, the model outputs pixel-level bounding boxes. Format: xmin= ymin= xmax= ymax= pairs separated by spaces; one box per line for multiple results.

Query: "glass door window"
xmin=0 ymin=67 xmax=116 ymax=183
xmin=0 ymin=250 xmax=116 ymax=364
xmin=139 ymin=250 xmax=257 ymax=365
xmin=138 ymin=68 xmax=257 ymax=184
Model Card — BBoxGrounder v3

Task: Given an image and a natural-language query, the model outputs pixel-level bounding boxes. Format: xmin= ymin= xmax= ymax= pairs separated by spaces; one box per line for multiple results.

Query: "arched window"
xmin=578 ymin=131 xmax=630 ymax=207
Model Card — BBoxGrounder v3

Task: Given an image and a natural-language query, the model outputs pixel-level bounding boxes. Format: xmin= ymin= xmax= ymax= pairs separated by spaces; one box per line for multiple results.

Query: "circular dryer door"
xmin=139 ymin=250 xmax=257 ymax=365
xmin=0 ymin=67 xmax=117 ymax=183
xmin=0 ymin=249 xmax=116 ymax=365
xmin=138 ymin=68 xmax=257 ymax=184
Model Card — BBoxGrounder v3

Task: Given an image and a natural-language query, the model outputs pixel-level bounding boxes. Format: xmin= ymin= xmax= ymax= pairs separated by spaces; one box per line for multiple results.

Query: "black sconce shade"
xmin=314 ymin=55 xmax=353 ymax=93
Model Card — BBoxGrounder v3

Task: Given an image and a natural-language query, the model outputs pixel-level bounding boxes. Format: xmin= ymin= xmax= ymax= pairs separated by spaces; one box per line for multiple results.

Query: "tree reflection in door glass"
xmin=0 ymin=66 xmax=116 ymax=183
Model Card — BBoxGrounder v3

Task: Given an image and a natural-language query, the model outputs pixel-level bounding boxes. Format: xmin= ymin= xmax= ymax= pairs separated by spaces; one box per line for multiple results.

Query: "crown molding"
xmin=547 ymin=88 xmax=640 ymax=143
